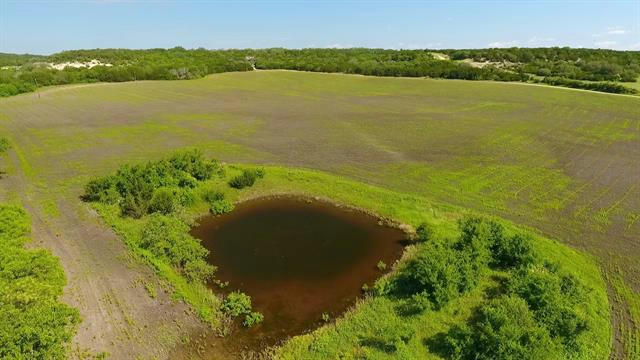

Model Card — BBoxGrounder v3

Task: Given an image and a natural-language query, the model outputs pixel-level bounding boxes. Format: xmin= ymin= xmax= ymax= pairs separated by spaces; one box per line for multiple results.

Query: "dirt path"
xmin=0 ymin=151 xmax=207 ymax=359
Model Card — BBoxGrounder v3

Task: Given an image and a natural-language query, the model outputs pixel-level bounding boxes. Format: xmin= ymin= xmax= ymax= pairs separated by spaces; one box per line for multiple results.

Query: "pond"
xmin=189 ymin=196 xmax=406 ymax=353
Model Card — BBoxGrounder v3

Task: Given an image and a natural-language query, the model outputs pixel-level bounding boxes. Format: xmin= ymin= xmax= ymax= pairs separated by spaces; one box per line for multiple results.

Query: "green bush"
xmin=83 ymin=149 xmax=223 ymax=218
xmin=149 ymin=188 xmax=176 ymax=215
xmin=229 ymin=170 xmax=256 ymax=189
xmin=440 ymin=296 xmax=557 ymax=360
xmin=210 ymin=199 xmax=234 ymax=215
xmin=0 ymin=204 xmax=30 ymax=242
xmin=221 ymin=291 xmax=263 ymax=327
xmin=396 ymin=291 xmax=432 ymax=316
xmin=243 ymin=311 xmax=264 ymax=327
xmin=538 ymin=76 xmax=637 ymax=94
xmin=491 ymin=233 xmax=536 ymax=268
xmin=221 ymin=291 xmax=252 ymax=317
xmin=508 ymin=265 xmax=588 ymax=352
xmin=415 ymin=222 xmax=433 ymax=243
xmin=140 ymin=214 xmax=215 ymax=282
xmin=201 ymin=188 xmax=234 ymax=215
xmin=390 ymin=217 xmax=496 ymax=311
xmin=183 ymin=258 xmax=216 ymax=283
xmin=228 ymin=168 xmax=265 ymax=189
xmin=201 ymin=188 xmax=225 ymax=204
xmin=176 ymin=188 xmax=197 ymax=207
xmin=0 ymin=205 xmax=80 ymax=359
xmin=392 ymin=239 xmax=467 ymax=309
xmin=83 ymin=176 xmax=119 ymax=204
xmin=0 ymin=137 xmax=9 ymax=154
xmin=120 ymin=191 xmax=151 ymax=219
xmin=456 ymin=216 xmax=500 ymax=270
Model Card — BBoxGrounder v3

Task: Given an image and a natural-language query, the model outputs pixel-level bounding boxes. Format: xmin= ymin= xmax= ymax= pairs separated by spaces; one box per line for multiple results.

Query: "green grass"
xmin=625 ymin=77 xmax=640 ymax=92
xmin=0 ymin=70 xmax=636 ymax=357
xmin=609 ymin=269 xmax=640 ymax=359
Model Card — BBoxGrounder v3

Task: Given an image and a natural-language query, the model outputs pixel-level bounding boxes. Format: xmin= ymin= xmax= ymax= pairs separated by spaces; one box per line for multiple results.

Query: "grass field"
xmin=0 ymin=70 xmax=638 ymax=358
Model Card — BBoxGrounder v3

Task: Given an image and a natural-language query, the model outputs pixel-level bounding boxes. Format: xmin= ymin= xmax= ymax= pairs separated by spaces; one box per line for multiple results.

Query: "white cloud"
xmin=528 ymin=36 xmax=556 ymax=44
xmin=395 ymin=42 xmax=442 ymax=50
xmin=324 ymin=44 xmax=355 ymax=49
xmin=594 ymin=40 xmax=617 ymax=48
xmin=629 ymin=42 xmax=640 ymax=50
xmin=594 ymin=27 xmax=630 ymax=37
xmin=487 ymin=40 xmax=519 ymax=48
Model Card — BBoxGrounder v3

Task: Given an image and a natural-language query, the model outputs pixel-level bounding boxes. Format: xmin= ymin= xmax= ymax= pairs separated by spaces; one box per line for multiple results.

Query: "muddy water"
xmin=189 ymin=196 xmax=406 ymax=354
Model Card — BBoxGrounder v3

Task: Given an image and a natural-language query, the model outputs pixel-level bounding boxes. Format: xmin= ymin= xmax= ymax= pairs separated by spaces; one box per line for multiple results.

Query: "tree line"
xmin=1 ymin=47 xmax=638 ymax=97
xmin=444 ymin=47 xmax=640 ymax=82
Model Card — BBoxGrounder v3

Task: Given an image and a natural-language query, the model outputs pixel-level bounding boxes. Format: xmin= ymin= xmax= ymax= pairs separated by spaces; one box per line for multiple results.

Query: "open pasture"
xmin=0 ymin=70 xmax=638 ymax=358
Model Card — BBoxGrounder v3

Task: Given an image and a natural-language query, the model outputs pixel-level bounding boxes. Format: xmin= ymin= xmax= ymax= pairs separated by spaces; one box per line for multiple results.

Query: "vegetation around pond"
xmin=253 ymin=167 xmax=610 ymax=360
xmin=83 ymin=150 xmax=265 ymax=328
xmin=276 ymin=215 xmax=600 ymax=359
xmin=0 ymin=204 xmax=80 ymax=359
xmin=83 ymin=148 xmax=610 ymax=359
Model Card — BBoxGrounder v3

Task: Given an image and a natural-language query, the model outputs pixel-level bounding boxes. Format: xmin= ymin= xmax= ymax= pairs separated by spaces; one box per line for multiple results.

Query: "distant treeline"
xmin=1 ymin=47 xmax=638 ymax=97
xmin=443 ymin=47 xmax=640 ymax=82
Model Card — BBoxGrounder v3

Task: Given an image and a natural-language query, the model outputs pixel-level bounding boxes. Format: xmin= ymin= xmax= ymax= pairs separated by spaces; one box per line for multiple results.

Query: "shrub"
xmin=321 ymin=312 xmax=330 ymax=322
xmin=0 ymin=205 xmax=80 ymax=359
xmin=0 ymin=137 xmax=9 ymax=154
xmin=228 ymin=168 xmax=264 ymax=189
xmin=210 ymin=199 xmax=234 ymax=215
xmin=539 ymin=76 xmax=637 ymax=94
xmin=183 ymin=258 xmax=216 ymax=283
xmin=229 ymin=170 xmax=257 ymax=189
xmin=120 ymin=192 xmax=151 ymax=219
xmin=508 ymin=265 xmax=588 ymax=352
xmin=0 ymin=205 xmax=30 ymax=242
xmin=149 ymin=188 xmax=175 ymax=215
xmin=82 ymin=150 xmax=223 ymax=217
xmin=456 ymin=216 xmax=501 ymax=268
xmin=243 ymin=311 xmax=264 ymax=327
xmin=491 ymin=233 xmax=536 ymax=268
xmin=201 ymin=188 xmax=234 ymax=215
xmin=221 ymin=291 xmax=252 ymax=317
xmin=392 ymin=239 xmax=465 ymax=309
xmin=396 ymin=291 xmax=432 ymax=316
xmin=176 ymin=188 xmax=197 ymax=207
xmin=440 ymin=296 xmax=557 ymax=360
xmin=201 ymin=188 xmax=225 ymax=204
xmin=390 ymin=218 xmax=496 ymax=311
xmin=168 ymin=149 xmax=222 ymax=181
xmin=415 ymin=222 xmax=433 ymax=243
xmin=83 ymin=176 xmax=116 ymax=203
xmin=140 ymin=214 xmax=214 ymax=282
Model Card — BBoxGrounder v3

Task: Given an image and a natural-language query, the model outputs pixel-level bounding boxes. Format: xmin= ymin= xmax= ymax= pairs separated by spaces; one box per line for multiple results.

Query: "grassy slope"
xmin=0 ymin=70 xmax=636 ymax=357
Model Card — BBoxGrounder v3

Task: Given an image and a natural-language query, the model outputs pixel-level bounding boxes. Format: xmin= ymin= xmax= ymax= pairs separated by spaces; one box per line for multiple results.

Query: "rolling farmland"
xmin=0 ymin=70 xmax=638 ymax=358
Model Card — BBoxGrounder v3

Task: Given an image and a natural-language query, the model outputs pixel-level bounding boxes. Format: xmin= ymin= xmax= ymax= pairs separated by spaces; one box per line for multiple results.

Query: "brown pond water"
xmin=188 ymin=196 xmax=406 ymax=356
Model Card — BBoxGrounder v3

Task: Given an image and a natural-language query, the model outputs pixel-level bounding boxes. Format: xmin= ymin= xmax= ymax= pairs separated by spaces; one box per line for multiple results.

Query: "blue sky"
xmin=1 ymin=0 xmax=638 ymax=54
